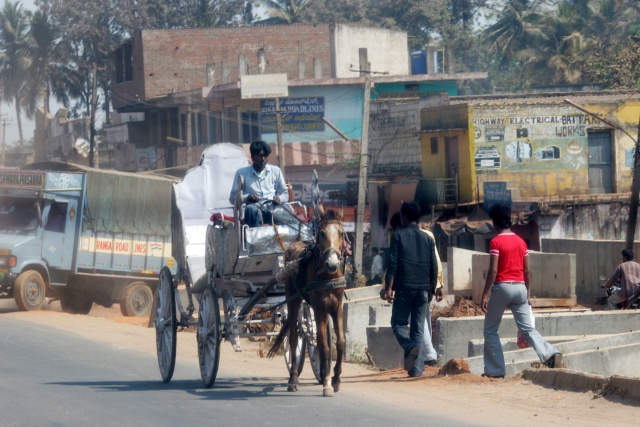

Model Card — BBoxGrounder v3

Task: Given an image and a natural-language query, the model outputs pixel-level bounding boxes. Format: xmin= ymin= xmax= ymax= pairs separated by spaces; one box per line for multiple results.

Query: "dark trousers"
xmin=390 ymin=288 xmax=428 ymax=376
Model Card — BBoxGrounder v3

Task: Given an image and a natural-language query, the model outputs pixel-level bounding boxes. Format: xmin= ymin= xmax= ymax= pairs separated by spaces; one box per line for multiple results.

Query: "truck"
xmin=0 ymin=163 xmax=175 ymax=316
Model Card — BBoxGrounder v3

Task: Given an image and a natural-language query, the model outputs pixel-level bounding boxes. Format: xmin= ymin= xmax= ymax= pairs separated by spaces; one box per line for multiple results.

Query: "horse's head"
xmin=316 ymin=209 xmax=345 ymax=276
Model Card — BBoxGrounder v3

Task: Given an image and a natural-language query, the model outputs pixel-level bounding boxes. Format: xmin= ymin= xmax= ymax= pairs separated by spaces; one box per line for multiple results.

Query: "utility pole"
xmin=0 ymin=115 xmax=10 ymax=167
xmin=626 ymin=115 xmax=640 ymax=250
xmin=354 ymin=62 xmax=372 ymax=272
xmin=89 ymin=62 xmax=99 ymax=168
xmin=276 ymin=97 xmax=284 ymax=170
xmin=186 ymin=97 xmax=192 ymax=167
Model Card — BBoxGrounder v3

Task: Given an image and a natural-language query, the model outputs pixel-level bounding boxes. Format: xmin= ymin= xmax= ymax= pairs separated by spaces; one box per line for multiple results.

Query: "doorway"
xmin=587 ymin=131 xmax=613 ymax=194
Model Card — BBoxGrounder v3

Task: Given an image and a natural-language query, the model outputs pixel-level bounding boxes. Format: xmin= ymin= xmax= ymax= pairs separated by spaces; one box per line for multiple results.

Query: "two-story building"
xmin=109 ymin=24 xmax=487 ymax=220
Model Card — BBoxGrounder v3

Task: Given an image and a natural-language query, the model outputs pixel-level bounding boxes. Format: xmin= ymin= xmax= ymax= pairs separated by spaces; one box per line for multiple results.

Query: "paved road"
xmin=0 ymin=315 xmax=487 ymax=427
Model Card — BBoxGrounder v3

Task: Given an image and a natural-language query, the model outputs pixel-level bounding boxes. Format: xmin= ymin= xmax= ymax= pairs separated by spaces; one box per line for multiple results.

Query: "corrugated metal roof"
xmin=451 ymin=90 xmax=640 ymax=105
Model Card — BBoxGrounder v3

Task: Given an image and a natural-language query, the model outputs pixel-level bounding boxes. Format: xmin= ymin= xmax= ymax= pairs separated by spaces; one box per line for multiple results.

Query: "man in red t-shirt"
xmin=480 ymin=204 xmax=562 ymax=378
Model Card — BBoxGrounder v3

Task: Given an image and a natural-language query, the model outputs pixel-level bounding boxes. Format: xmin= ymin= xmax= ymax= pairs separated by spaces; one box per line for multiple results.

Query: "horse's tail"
xmin=267 ymin=321 xmax=290 ymax=359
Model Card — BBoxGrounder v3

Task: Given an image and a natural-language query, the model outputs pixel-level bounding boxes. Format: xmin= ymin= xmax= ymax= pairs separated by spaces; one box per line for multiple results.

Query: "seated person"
xmin=602 ymin=249 xmax=640 ymax=310
xmin=229 ymin=140 xmax=289 ymax=228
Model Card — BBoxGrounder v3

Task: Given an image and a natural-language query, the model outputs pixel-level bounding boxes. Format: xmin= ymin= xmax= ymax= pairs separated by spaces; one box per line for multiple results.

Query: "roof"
xmin=451 ymin=89 xmax=640 ymax=105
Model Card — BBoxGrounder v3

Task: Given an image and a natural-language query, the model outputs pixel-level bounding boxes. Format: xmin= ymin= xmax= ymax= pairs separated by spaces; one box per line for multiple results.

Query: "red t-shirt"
xmin=489 ymin=232 xmax=528 ymax=282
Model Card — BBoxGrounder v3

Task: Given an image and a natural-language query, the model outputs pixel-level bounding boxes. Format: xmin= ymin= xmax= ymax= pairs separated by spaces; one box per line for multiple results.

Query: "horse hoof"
xmin=323 ymin=386 xmax=335 ymax=397
xmin=331 ymin=381 xmax=340 ymax=393
xmin=287 ymin=383 xmax=298 ymax=392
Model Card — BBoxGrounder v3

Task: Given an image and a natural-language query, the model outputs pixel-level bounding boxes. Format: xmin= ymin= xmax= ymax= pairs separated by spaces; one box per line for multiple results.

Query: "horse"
xmin=267 ymin=208 xmax=347 ymax=397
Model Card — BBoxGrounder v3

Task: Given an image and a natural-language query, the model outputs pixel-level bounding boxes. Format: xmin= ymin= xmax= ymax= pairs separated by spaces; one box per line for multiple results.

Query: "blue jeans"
xmin=391 ymin=288 xmax=429 ymax=376
xmin=483 ymin=283 xmax=560 ymax=377
xmin=244 ymin=203 xmax=272 ymax=228
xmin=244 ymin=203 xmax=292 ymax=228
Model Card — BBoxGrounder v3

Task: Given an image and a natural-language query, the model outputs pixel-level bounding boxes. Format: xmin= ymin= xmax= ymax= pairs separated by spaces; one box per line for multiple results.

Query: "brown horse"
xmin=268 ymin=209 xmax=347 ymax=397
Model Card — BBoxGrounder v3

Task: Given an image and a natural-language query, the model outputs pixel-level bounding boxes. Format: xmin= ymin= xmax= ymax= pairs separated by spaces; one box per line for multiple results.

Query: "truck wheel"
xmin=14 ymin=270 xmax=46 ymax=311
xmin=60 ymin=291 xmax=93 ymax=315
xmin=120 ymin=283 xmax=153 ymax=317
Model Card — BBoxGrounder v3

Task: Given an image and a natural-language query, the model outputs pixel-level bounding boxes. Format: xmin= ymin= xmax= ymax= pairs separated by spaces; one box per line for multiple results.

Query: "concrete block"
xmin=470 ymin=250 xmax=576 ymax=305
xmin=606 ymin=375 xmax=640 ymax=402
xmin=366 ymin=325 xmax=403 ymax=370
xmin=468 ymin=335 xmax=596 ymax=357
xmin=447 ymin=247 xmax=479 ymax=296
xmin=522 ymin=368 xmax=559 ymax=387
xmin=344 ymin=285 xmax=383 ymax=302
xmin=436 ymin=310 xmax=640 ymax=363
xmin=553 ymin=369 xmax=608 ymax=392
xmin=343 ymin=299 xmax=392 ymax=363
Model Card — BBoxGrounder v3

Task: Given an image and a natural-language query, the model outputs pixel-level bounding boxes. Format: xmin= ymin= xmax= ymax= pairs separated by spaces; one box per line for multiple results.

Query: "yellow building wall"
xmin=582 ymin=101 xmax=640 ymax=193
xmin=420 ymin=129 xmax=475 ymax=203
xmin=469 ymin=100 xmax=640 ymax=199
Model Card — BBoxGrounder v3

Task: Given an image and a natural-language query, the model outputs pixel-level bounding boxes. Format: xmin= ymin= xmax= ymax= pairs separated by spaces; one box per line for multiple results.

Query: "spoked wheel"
xmin=301 ymin=303 xmax=333 ymax=384
xmin=198 ymin=284 xmax=222 ymax=388
xmin=155 ymin=267 xmax=177 ymax=383
xmin=283 ymin=310 xmax=306 ymax=376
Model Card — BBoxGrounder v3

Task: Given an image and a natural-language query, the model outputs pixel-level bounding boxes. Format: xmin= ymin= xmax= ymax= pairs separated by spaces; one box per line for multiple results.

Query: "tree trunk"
xmin=14 ymin=95 xmax=23 ymax=146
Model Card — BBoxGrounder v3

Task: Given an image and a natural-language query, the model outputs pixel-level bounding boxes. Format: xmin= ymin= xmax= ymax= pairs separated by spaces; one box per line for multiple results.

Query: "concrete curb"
xmin=522 ymin=368 xmax=640 ymax=402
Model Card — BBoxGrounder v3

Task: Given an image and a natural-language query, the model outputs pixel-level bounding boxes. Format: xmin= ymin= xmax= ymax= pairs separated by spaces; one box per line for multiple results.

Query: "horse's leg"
xmin=331 ymin=294 xmax=345 ymax=393
xmin=314 ymin=308 xmax=333 ymax=397
xmin=287 ymin=297 xmax=302 ymax=392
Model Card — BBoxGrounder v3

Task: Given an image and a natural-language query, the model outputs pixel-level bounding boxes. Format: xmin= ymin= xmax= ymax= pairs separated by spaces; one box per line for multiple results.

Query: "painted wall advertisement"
xmin=260 ymin=97 xmax=325 ymax=133
xmin=472 ymin=103 xmax=598 ymax=174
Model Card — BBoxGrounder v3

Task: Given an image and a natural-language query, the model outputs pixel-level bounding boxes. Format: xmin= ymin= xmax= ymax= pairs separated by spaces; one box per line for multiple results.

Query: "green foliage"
xmin=586 ymin=41 xmax=640 ymax=89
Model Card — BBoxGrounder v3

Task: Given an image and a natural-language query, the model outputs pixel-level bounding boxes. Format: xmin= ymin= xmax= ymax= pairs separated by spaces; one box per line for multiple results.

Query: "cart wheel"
xmin=198 ymin=284 xmax=221 ymax=388
xmin=301 ymin=303 xmax=333 ymax=384
xmin=155 ymin=267 xmax=177 ymax=383
xmin=283 ymin=313 xmax=306 ymax=376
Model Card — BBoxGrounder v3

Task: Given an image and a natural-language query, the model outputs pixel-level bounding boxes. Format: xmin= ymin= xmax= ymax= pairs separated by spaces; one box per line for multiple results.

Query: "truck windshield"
xmin=0 ymin=198 xmax=39 ymax=232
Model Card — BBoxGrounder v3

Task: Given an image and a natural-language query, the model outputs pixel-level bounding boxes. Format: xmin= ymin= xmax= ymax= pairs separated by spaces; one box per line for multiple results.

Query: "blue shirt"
xmin=229 ymin=164 xmax=289 ymax=205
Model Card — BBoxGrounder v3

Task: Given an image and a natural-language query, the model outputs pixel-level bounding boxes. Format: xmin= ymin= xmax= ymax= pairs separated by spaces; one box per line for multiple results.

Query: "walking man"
xmin=381 ymin=202 xmax=437 ymax=377
xmin=481 ymin=204 xmax=561 ymax=378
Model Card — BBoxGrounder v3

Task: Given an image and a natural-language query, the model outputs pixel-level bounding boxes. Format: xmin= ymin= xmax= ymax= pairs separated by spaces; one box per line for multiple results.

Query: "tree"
xmin=482 ymin=0 xmax=548 ymax=69
xmin=255 ymin=0 xmax=313 ymax=24
xmin=0 ymin=0 xmax=29 ymax=145
xmin=147 ymin=0 xmax=247 ymax=28
xmin=23 ymin=9 xmax=71 ymax=119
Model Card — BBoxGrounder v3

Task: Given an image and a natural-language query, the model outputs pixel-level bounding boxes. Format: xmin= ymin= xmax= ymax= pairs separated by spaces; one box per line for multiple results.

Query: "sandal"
xmin=481 ymin=373 xmax=505 ymax=379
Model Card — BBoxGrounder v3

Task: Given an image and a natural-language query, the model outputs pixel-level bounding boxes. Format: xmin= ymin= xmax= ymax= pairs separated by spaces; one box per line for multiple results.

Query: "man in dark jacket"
xmin=381 ymin=201 xmax=437 ymax=377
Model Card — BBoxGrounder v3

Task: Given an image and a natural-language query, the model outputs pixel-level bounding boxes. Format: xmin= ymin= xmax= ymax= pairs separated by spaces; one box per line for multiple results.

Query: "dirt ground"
xmin=2 ymin=299 xmax=640 ymax=426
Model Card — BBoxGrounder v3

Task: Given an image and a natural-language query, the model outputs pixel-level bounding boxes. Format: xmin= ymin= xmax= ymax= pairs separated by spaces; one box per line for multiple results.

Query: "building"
xmin=415 ymin=90 xmax=640 ymax=253
xmin=109 ymin=24 xmax=487 ymax=238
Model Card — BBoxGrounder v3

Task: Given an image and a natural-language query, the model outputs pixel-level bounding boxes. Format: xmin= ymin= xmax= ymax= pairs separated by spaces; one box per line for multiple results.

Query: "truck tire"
xmin=14 ymin=270 xmax=46 ymax=311
xmin=120 ymin=283 xmax=153 ymax=317
xmin=60 ymin=290 xmax=93 ymax=315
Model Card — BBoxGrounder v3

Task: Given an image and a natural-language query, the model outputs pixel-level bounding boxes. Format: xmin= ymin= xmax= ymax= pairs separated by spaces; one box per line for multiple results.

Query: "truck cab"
xmin=0 ymin=170 xmax=83 ymax=310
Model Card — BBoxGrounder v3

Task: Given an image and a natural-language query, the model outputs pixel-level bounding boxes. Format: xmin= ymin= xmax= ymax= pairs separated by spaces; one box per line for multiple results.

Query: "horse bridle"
xmin=314 ymin=219 xmax=346 ymax=277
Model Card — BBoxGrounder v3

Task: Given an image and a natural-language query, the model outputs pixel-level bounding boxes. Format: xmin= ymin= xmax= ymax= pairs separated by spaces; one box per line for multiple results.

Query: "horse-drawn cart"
xmin=153 ymin=143 xmax=336 ymax=389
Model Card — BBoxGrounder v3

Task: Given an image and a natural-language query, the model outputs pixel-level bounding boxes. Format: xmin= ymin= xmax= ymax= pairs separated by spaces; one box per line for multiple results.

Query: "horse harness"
xmin=294 ymin=224 xmax=347 ymax=303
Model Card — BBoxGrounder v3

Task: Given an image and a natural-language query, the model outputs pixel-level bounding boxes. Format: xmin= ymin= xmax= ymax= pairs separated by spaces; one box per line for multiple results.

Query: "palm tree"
xmin=23 ymin=9 xmax=70 ymax=120
xmin=0 ymin=0 xmax=29 ymax=145
xmin=256 ymin=0 xmax=313 ymax=24
xmin=482 ymin=0 xmax=548 ymax=68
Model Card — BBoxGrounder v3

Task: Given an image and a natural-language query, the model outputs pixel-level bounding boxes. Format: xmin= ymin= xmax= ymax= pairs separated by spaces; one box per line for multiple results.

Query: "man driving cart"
xmin=229 ymin=140 xmax=289 ymax=227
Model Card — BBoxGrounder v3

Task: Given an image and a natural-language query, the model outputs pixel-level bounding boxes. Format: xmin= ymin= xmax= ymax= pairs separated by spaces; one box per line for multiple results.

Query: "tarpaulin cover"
xmin=172 ymin=143 xmax=250 ymax=286
xmin=84 ymin=170 xmax=175 ymax=236
xmin=21 ymin=161 xmax=176 ymax=237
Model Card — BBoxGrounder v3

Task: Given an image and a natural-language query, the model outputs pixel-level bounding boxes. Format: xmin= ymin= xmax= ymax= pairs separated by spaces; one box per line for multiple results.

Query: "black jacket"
xmin=385 ymin=224 xmax=437 ymax=293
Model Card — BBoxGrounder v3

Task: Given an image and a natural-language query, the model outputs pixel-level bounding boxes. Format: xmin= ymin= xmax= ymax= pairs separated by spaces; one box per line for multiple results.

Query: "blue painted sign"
xmin=260 ymin=97 xmax=325 ymax=133
xmin=483 ymin=181 xmax=512 ymax=212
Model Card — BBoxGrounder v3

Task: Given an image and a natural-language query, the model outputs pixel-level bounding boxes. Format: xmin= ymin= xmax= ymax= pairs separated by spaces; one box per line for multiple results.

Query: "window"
xmin=45 ymin=202 xmax=67 ymax=233
xmin=114 ymin=42 xmax=133 ymax=83
xmin=430 ymin=137 xmax=438 ymax=154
